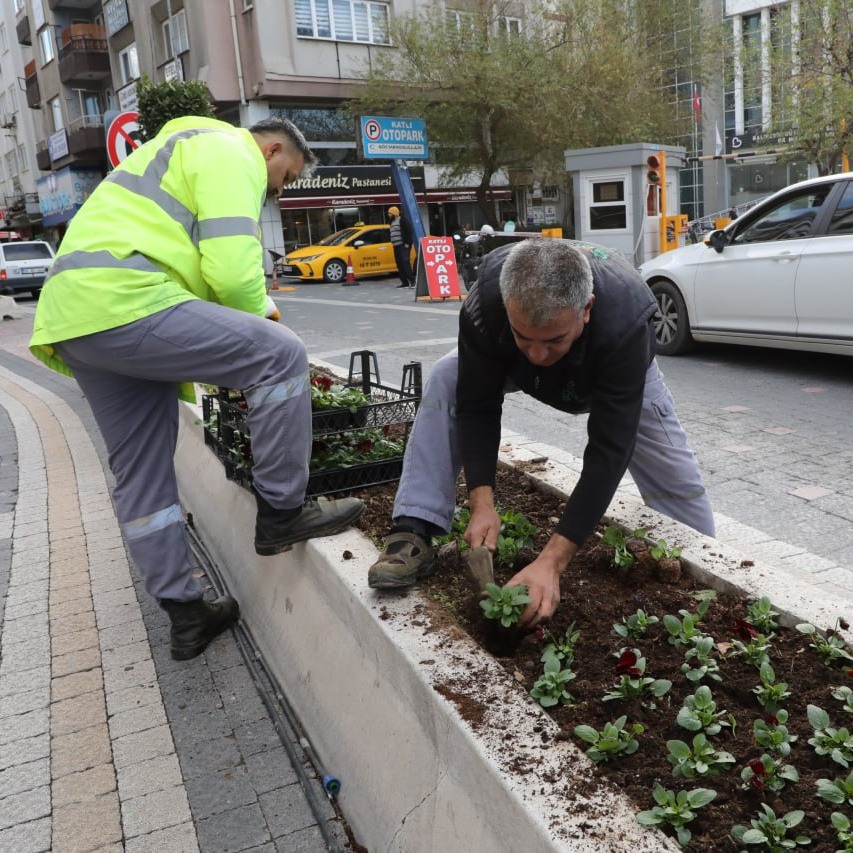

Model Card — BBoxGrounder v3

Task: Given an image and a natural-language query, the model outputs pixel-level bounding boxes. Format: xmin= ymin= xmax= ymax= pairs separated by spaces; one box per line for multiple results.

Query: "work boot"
xmin=161 ymin=595 xmax=240 ymax=661
xmin=368 ymin=531 xmax=436 ymax=589
xmin=254 ymin=493 xmax=365 ymax=556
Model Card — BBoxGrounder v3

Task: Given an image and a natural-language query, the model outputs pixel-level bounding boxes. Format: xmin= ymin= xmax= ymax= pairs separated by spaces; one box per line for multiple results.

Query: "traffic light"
xmin=647 ymin=154 xmax=663 ymax=185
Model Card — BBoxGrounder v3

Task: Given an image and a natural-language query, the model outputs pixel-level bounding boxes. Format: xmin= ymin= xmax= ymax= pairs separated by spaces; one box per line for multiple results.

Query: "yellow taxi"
xmin=280 ymin=223 xmax=402 ymax=283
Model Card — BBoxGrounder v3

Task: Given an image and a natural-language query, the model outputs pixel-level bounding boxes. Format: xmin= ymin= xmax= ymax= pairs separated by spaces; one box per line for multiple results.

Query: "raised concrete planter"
xmin=175 ymin=399 xmax=852 ymax=853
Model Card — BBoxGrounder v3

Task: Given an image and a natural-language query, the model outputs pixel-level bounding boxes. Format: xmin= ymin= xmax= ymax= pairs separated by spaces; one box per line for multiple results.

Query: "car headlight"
xmin=291 ymin=254 xmax=322 ymax=263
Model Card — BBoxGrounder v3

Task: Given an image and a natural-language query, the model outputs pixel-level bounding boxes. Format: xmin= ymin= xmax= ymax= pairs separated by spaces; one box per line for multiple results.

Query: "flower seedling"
xmin=309 ymin=374 xmax=370 ymax=413
xmin=649 ymin=538 xmax=683 ymax=561
xmin=663 ymin=601 xmax=710 ymax=648
xmin=746 ymin=596 xmax=780 ymax=635
xmin=540 ymin=622 xmax=580 ymax=666
xmin=816 ymin=769 xmax=853 ymax=807
xmin=753 ymin=709 xmax=798 ymax=757
xmin=796 ymin=620 xmax=853 ymax=667
xmin=612 ymin=608 xmax=659 ymax=641
xmin=682 ymin=635 xmax=722 ymax=683
xmin=479 ymin=583 xmax=530 ymax=628
xmin=635 ymin=783 xmax=716 ymax=848
xmin=666 ymin=733 xmax=735 ymax=779
xmin=677 ymin=685 xmax=732 ymax=736
xmin=731 ymin=630 xmax=774 ymax=670
xmin=601 ymin=524 xmax=646 ymax=569
xmin=752 ymin=663 xmax=791 ymax=715
xmin=435 ymin=506 xmax=537 ymax=569
xmin=573 ymin=715 xmax=643 ymax=763
xmin=807 ymin=703 xmax=853 ymax=768
xmin=740 ymin=753 xmax=799 ymax=793
xmin=731 ymin=804 xmax=811 ymax=850
xmin=603 ymin=648 xmax=672 ymax=707
xmin=832 ymin=685 xmax=853 ymax=716
xmin=831 ymin=811 xmax=853 ymax=853
xmin=530 ymin=650 xmax=576 ymax=708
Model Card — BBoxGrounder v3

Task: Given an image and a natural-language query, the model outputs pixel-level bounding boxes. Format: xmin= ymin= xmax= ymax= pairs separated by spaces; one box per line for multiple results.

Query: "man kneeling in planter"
xmin=30 ymin=116 xmax=364 ymax=660
xmin=368 ymin=238 xmax=714 ymax=628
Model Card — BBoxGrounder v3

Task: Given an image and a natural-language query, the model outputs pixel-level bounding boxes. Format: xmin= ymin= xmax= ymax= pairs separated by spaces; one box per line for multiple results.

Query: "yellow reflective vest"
xmin=30 ymin=116 xmax=269 ymax=395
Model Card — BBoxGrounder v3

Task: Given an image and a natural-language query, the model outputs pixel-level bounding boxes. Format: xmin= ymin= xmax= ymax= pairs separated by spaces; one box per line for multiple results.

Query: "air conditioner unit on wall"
xmin=0 ymin=113 xmax=16 ymax=129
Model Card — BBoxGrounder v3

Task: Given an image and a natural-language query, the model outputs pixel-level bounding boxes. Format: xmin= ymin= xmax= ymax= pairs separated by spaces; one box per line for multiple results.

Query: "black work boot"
xmin=160 ymin=595 xmax=240 ymax=661
xmin=254 ymin=492 xmax=365 ymax=556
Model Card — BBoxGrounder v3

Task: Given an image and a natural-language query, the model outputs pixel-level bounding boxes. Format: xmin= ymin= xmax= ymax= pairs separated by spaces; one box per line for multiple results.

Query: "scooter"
xmin=453 ymin=224 xmax=494 ymax=291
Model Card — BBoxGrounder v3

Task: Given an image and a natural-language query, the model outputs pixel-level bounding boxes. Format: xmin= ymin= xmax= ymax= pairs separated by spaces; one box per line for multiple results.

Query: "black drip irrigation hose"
xmin=185 ymin=517 xmax=346 ymax=853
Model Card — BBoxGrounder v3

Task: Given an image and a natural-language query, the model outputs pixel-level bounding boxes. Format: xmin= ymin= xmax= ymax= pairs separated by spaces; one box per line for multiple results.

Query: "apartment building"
xmin=5 ymin=0 xmax=523 ymax=251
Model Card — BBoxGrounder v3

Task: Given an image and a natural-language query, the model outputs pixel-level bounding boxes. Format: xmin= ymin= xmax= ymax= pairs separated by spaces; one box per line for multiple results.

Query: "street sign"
xmin=360 ymin=116 xmax=428 ymax=160
xmin=414 ymin=236 xmax=463 ymax=302
xmin=106 ymin=110 xmax=141 ymax=168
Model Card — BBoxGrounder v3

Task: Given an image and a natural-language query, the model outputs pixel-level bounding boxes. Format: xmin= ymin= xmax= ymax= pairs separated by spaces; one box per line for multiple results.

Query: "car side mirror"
xmin=353 ymin=240 xmax=365 ymax=248
xmin=706 ymin=229 xmax=728 ymax=254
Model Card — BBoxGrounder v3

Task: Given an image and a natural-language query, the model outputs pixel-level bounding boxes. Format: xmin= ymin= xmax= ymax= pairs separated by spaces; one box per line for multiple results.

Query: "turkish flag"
xmin=693 ymin=85 xmax=701 ymax=124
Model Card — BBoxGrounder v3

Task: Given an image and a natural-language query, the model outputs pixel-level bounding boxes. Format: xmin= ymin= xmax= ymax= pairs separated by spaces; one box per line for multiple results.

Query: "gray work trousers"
xmin=393 ymin=349 xmax=716 ymax=539
xmin=55 ymin=300 xmax=311 ymax=602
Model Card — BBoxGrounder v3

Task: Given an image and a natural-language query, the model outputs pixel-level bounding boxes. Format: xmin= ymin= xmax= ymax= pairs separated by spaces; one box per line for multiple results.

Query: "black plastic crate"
xmin=201 ymin=350 xmax=421 ymax=497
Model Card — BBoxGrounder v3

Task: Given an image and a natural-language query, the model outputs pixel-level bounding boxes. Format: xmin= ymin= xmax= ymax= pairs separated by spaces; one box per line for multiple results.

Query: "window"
xmin=735 ymin=186 xmax=831 ymax=244
xmin=4 ymin=149 xmax=19 ymax=179
xmin=295 ymin=0 xmax=390 ymax=45
xmin=588 ymin=179 xmax=627 ymax=231
xmin=48 ymin=96 xmax=63 ymax=132
xmin=826 ymin=182 xmax=853 ymax=236
xmin=39 ymin=27 xmax=55 ymax=66
xmin=119 ymin=43 xmax=139 ymax=84
xmin=17 ymin=144 xmax=27 ymax=174
xmin=163 ymin=8 xmax=189 ymax=57
xmin=498 ymin=16 xmax=522 ymax=37
xmin=445 ymin=9 xmax=474 ymax=35
xmin=0 ymin=23 xmax=8 ymax=53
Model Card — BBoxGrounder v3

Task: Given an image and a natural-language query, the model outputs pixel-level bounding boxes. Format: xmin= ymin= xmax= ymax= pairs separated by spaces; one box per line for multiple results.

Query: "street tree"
xmin=742 ymin=0 xmax=853 ymax=174
xmin=349 ymin=0 xmax=675 ymax=225
xmin=136 ymin=76 xmax=216 ymax=142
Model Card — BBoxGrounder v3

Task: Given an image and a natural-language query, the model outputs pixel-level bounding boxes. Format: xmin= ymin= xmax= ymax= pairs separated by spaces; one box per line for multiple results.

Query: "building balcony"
xmin=36 ymin=116 xmax=106 ymax=172
xmin=16 ymin=14 xmax=31 ymax=46
xmin=48 ymin=0 xmax=102 ymax=10
xmin=58 ymin=25 xmax=110 ymax=84
xmin=25 ymin=60 xmax=40 ymax=109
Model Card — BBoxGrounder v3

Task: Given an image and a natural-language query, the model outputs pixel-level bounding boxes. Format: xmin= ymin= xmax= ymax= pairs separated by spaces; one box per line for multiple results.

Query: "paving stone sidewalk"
xmin=0 ymin=330 xmax=349 ymax=853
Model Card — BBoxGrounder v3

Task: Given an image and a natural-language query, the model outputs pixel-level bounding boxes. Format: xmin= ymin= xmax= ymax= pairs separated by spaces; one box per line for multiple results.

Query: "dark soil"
xmin=352 ymin=466 xmax=853 ymax=852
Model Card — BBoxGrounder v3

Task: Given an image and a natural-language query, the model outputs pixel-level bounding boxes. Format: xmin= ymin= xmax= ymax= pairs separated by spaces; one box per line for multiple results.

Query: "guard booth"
xmin=563 ymin=143 xmax=687 ymax=267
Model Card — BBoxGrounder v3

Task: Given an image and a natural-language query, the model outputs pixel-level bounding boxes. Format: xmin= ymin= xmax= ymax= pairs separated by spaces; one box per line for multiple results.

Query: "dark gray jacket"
xmin=457 ymin=240 xmax=657 ymax=547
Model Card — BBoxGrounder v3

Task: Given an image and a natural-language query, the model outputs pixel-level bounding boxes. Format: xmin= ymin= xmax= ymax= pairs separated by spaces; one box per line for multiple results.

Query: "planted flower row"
xmin=467 ymin=518 xmax=853 ymax=851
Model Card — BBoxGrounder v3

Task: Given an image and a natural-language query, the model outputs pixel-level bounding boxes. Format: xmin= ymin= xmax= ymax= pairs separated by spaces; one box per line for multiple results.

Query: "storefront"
xmin=278 ymin=165 xmax=512 ymax=249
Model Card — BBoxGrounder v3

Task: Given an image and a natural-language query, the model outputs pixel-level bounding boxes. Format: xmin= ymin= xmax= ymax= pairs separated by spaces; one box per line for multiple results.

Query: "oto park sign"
xmin=360 ymin=116 xmax=429 ymax=160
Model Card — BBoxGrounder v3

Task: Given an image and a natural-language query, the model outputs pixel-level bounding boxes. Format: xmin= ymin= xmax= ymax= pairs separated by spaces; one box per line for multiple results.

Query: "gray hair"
xmin=498 ymin=239 xmax=593 ymax=325
xmin=249 ymin=116 xmax=318 ymax=178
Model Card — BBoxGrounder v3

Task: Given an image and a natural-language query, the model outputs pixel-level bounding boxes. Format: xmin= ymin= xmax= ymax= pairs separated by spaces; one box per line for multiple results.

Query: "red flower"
xmin=616 ymin=650 xmax=641 ymax=676
xmin=748 ymin=775 xmax=765 ymax=791
xmin=748 ymin=758 xmax=766 ymax=775
xmin=764 ymin=714 xmax=778 ymax=726
xmin=847 ymin=669 xmax=853 ymax=680
xmin=734 ymin=618 xmax=759 ymax=641
xmin=533 ymin=625 xmax=545 ymax=643
xmin=355 ymin=439 xmax=374 ymax=453
xmin=311 ymin=375 xmax=333 ymax=391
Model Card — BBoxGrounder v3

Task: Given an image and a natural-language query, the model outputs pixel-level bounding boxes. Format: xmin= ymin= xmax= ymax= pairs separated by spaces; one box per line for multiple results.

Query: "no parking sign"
xmin=105 ymin=110 xmax=141 ymax=168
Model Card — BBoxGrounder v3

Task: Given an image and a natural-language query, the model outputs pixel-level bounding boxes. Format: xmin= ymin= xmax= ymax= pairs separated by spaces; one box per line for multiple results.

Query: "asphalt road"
xmin=272 ymin=276 xmax=853 ymax=582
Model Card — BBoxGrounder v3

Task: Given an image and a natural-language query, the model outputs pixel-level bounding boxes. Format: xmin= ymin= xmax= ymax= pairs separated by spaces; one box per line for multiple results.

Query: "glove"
xmin=265 ymin=294 xmax=281 ymax=322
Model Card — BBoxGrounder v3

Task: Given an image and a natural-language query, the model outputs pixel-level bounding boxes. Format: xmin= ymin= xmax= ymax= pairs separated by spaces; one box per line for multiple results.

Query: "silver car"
xmin=640 ymin=173 xmax=853 ymax=357
xmin=0 ymin=240 xmax=56 ymax=298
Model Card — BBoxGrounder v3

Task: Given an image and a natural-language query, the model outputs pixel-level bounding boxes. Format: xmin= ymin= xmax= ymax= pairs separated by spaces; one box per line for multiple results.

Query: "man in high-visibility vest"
xmin=30 ymin=116 xmax=364 ymax=660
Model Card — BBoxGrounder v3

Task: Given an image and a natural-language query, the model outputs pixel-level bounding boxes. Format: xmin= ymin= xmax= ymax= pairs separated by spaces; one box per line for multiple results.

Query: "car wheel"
xmin=651 ymin=280 xmax=694 ymax=356
xmin=323 ymin=259 xmax=346 ymax=283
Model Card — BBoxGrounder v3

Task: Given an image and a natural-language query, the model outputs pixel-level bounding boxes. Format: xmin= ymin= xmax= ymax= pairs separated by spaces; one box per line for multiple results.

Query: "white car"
xmin=639 ymin=172 xmax=853 ymax=357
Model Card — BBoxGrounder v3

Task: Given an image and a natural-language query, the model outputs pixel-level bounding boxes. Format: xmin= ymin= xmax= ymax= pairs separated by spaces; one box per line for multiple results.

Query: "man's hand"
xmin=464 ymin=486 xmax=500 ymax=549
xmin=265 ymin=295 xmax=281 ymax=322
xmin=508 ymin=533 xmax=578 ymax=629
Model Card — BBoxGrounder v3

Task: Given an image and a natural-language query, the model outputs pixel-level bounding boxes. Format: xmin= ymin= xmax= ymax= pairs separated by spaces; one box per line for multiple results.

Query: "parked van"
xmin=0 ymin=241 xmax=56 ymax=297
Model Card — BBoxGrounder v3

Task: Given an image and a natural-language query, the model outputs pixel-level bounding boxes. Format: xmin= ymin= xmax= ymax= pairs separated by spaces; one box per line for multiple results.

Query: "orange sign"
xmin=414 ymin=236 xmax=463 ymax=301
